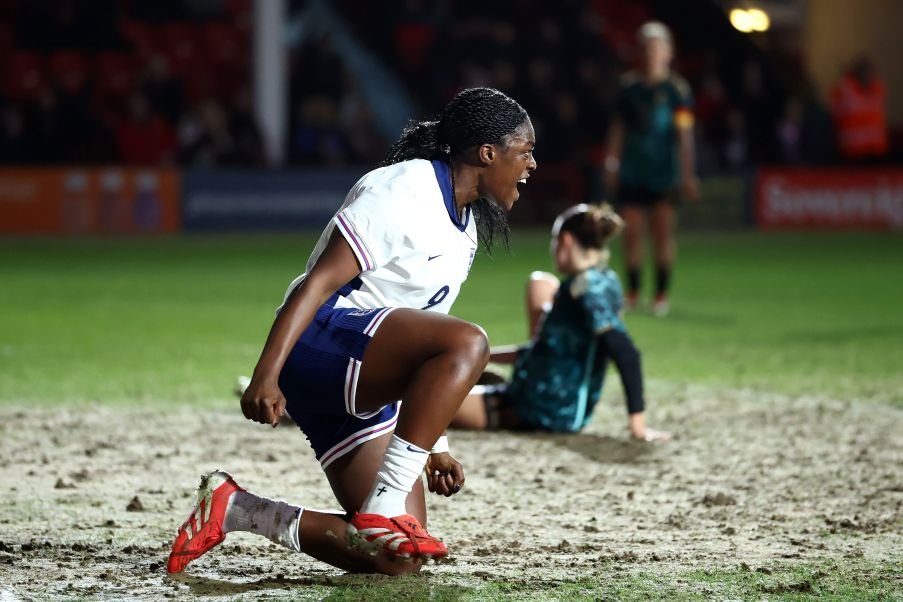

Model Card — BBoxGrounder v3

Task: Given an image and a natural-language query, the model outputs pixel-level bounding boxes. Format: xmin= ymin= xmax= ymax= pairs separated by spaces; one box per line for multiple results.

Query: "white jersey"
xmin=281 ymin=159 xmax=479 ymax=314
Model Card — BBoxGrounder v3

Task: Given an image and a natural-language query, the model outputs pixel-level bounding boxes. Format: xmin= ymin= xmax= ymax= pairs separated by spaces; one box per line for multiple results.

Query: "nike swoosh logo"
xmin=428 ymin=254 xmax=442 ymax=261
xmin=406 ymin=445 xmax=427 ymax=453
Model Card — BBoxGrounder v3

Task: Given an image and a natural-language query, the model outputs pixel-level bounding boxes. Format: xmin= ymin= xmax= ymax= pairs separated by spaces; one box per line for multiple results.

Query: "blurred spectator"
xmin=694 ymin=74 xmax=729 ymax=144
xmin=830 ymin=57 xmax=888 ymax=162
xmin=141 ymin=55 xmax=185 ymax=125
xmin=736 ymin=60 xmax=779 ymax=163
xmin=721 ymin=108 xmax=749 ymax=170
xmin=541 ymin=93 xmax=581 ymax=162
xmin=227 ymin=88 xmax=265 ymax=166
xmin=0 ymin=105 xmax=33 ymax=163
xmin=27 ymin=89 xmax=68 ymax=162
xmin=179 ymin=100 xmax=234 ymax=166
xmin=338 ymin=94 xmax=386 ymax=166
xmin=290 ymin=96 xmax=350 ymax=166
xmin=490 ymin=60 xmax=518 ymax=95
xmin=115 ymin=93 xmax=177 ymax=165
xmin=776 ymin=97 xmax=805 ymax=165
xmin=0 ymin=0 xmax=886 ymax=171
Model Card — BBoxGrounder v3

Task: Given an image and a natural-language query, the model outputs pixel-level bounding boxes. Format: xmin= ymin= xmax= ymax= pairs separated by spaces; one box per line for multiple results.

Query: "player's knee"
xmin=451 ymin=323 xmax=490 ymax=369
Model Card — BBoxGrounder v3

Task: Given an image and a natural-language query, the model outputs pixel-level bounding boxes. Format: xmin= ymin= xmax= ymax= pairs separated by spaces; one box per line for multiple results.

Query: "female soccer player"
xmin=167 ymin=88 xmax=536 ymax=575
xmin=451 ymin=204 xmax=670 ymax=441
xmin=604 ymin=21 xmax=698 ymax=316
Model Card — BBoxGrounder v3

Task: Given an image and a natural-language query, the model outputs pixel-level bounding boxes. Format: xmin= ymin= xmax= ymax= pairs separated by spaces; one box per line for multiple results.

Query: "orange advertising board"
xmin=0 ymin=168 xmax=181 ymax=234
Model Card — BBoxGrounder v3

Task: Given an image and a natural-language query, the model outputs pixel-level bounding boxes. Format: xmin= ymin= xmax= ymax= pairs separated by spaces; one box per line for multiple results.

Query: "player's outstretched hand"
xmin=240 ymin=378 xmax=286 ymax=428
xmin=425 ymin=453 xmax=465 ymax=497
xmin=631 ymin=426 xmax=672 ymax=443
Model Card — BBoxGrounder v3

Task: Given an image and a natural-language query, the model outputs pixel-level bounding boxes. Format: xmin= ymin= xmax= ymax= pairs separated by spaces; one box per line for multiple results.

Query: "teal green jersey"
xmin=508 ymin=267 xmax=626 ymax=432
xmin=615 ymin=72 xmax=693 ymax=192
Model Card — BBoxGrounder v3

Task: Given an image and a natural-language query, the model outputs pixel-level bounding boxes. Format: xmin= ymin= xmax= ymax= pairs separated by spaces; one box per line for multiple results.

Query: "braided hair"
xmin=382 ymin=87 xmax=529 ymax=251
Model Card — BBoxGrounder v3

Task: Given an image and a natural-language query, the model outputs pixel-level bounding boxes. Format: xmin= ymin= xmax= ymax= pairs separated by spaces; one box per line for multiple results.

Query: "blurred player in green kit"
xmin=604 ymin=21 xmax=699 ymax=316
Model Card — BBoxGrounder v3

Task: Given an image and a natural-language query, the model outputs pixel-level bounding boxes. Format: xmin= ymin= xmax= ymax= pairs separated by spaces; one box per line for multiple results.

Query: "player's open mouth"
xmin=518 ymin=178 xmax=527 ymax=184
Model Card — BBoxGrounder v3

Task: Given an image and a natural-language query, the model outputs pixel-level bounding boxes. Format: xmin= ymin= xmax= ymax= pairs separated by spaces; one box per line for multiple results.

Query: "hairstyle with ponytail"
xmin=554 ymin=203 xmax=624 ymax=251
xmin=382 ymin=87 xmax=529 ymax=251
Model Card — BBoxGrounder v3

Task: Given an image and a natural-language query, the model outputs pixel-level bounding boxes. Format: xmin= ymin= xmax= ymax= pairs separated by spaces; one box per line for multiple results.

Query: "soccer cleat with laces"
xmin=166 ymin=469 xmax=244 ymax=573
xmin=346 ymin=512 xmax=448 ymax=560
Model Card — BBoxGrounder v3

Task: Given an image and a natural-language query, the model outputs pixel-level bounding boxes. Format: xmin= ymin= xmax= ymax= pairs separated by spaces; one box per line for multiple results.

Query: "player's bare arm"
xmin=241 ymin=230 xmax=361 ymax=427
xmin=676 ymin=122 xmax=699 ymax=201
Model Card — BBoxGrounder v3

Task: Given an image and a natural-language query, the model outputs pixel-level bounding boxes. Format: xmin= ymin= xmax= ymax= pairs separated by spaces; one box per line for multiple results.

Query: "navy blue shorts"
xmin=279 ymin=303 xmax=399 ymax=469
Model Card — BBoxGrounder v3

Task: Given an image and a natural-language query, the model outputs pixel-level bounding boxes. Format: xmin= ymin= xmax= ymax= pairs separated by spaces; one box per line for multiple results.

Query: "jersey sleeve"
xmin=569 ymin=269 xmax=625 ymax=333
xmin=333 ymin=179 xmax=416 ymax=272
xmin=671 ymin=76 xmax=694 ymax=129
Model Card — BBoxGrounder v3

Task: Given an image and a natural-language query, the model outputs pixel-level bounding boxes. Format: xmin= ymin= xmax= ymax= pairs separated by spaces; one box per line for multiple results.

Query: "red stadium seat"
xmin=95 ymin=51 xmax=138 ymax=99
xmin=182 ymin=65 xmax=219 ymax=103
xmin=0 ymin=23 xmax=13 ymax=57
xmin=2 ymin=51 xmax=46 ymax=102
xmin=224 ymin=0 xmax=251 ymax=21
xmin=394 ymin=23 xmax=436 ymax=73
xmin=201 ymin=22 xmax=248 ymax=68
xmin=157 ymin=22 xmax=210 ymax=80
xmin=119 ymin=20 xmax=160 ymax=58
xmin=49 ymin=50 xmax=90 ymax=94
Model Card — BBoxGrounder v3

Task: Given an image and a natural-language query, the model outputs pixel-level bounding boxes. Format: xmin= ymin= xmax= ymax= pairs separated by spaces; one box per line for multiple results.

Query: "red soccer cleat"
xmin=166 ymin=469 xmax=244 ymax=573
xmin=347 ymin=512 xmax=448 ymax=560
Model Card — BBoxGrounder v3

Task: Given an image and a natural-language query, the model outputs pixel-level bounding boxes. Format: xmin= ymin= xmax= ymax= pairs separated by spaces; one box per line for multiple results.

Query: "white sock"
xmin=222 ymin=490 xmax=303 ymax=552
xmin=359 ymin=434 xmax=428 ymax=518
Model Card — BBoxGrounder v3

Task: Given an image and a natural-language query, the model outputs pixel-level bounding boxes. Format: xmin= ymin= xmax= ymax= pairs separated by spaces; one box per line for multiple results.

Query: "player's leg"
xmin=450 ymin=391 xmax=490 ymax=430
xmin=621 ymin=204 xmax=646 ymax=309
xmin=525 ymin=271 xmax=559 ymax=338
xmin=451 ymin=382 xmax=511 ymax=431
xmin=344 ymin=309 xmax=487 ymax=554
xmin=298 ymin=433 xmax=427 ymax=574
xmin=167 ymin=441 xmax=427 ymax=576
xmin=650 ymin=200 xmax=676 ymax=316
xmin=168 ymin=309 xmax=484 ymax=572
xmin=354 ymin=308 xmax=489 ymax=449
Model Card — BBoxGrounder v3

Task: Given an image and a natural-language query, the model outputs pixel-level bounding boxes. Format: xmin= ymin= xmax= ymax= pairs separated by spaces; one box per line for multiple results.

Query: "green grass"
xmin=1 ymin=231 xmax=902 ymax=407
xmin=1 ymin=232 xmax=901 ymax=599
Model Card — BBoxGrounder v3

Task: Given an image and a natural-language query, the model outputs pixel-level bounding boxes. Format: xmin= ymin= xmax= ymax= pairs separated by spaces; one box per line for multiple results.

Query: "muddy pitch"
xmin=1 ymin=387 xmax=901 ymax=600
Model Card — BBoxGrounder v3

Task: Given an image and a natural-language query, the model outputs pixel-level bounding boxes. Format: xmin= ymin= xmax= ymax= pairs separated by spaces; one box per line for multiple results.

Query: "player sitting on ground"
xmin=451 ymin=203 xmax=671 ymax=441
xmin=166 ymin=88 xmax=537 ymax=575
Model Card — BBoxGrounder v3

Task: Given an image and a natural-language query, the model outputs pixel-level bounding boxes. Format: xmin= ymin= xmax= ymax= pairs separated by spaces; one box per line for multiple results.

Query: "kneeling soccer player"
xmin=165 ymin=88 xmax=537 ymax=575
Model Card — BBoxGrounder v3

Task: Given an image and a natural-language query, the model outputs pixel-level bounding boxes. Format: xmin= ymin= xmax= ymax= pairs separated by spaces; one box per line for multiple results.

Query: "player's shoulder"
xmin=346 ymin=159 xmax=435 ymax=210
xmin=591 ymin=266 xmax=621 ymax=286
xmin=355 ymin=159 xmax=433 ymax=192
xmin=667 ymin=73 xmax=692 ymax=99
xmin=572 ymin=267 xmax=621 ymax=295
